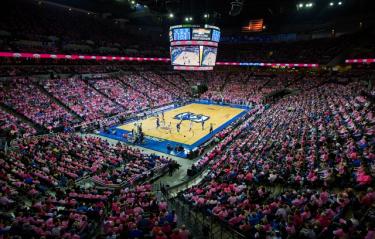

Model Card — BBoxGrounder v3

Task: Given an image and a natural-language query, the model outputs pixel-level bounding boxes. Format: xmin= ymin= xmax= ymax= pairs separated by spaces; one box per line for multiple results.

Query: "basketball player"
xmin=176 ymin=121 xmax=181 ymax=133
xmin=189 ymin=120 xmax=193 ymax=132
xmin=201 ymin=121 xmax=205 ymax=130
xmin=156 ymin=117 xmax=160 ymax=129
xmin=162 ymin=111 xmax=165 ymax=124
xmin=209 ymin=123 xmax=213 ymax=134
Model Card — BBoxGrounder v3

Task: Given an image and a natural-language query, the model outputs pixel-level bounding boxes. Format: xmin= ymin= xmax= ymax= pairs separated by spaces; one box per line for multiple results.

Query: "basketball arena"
xmin=0 ymin=0 xmax=374 ymax=238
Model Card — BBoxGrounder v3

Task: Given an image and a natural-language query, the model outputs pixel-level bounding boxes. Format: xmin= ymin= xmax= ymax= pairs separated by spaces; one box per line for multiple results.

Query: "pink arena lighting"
xmin=216 ymin=62 xmax=319 ymax=68
xmin=345 ymin=58 xmax=375 ymax=64
xmin=0 ymin=52 xmax=171 ymax=62
xmin=0 ymin=51 xmax=320 ymax=68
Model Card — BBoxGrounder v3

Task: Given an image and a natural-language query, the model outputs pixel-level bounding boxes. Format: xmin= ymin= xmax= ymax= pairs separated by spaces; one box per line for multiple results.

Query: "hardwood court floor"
xmin=117 ymin=103 xmax=244 ymax=145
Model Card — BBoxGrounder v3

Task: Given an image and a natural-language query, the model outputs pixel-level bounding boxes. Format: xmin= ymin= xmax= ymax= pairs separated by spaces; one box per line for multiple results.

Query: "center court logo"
xmin=174 ymin=112 xmax=210 ymax=123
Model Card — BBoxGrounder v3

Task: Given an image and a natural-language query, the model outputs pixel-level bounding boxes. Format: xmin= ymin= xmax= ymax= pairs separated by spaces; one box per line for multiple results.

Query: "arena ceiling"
xmin=46 ymin=0 xmax=374 ymax=29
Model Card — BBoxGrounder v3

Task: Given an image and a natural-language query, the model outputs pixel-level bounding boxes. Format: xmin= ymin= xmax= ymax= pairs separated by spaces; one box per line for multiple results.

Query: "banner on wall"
xmin=345 ymin=58 xmax=375 ymax=64
xmin=0 ymin=52 xmax=170 ymax=62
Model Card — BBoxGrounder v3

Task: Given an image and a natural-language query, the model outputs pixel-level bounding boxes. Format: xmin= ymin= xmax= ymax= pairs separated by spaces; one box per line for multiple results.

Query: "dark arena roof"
xmin=33 ymin=0 xmax=375 ymax=26
xmin=0 ymin=0 xmax=374 ymax=239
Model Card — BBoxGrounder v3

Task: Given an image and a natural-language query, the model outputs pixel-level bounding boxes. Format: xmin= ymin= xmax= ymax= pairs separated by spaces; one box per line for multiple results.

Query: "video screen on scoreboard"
xmin=171 ymin=46 xmax=200 ymax=66
xmin=173 ymin=28 xmax=191 ymax=41
xmin=192 ymin=28 xmax=212 ymax=41
xmin=211 ymin=29 xmax=221 ymax=42
xmin=201 ymin=46 xmax=218 ymax=66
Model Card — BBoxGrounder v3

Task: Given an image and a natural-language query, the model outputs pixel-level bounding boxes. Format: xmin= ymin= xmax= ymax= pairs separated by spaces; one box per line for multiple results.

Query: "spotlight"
xmin=169 ymin=13 xmax=174 ymax=18
xmin=338 ymin=1 xmax=342 ymax=5
xmin=329 ymin=2 xmax=334 ymax=6
xmin=189 ymin=17 xmax=193 ymax=21
xmin=204 ymin=14 xmax=209 ymax=18
xmin=185 ymin=17 xmax=189 ymax=22
xmin=298 ymin=3 xmax=303 ymax=8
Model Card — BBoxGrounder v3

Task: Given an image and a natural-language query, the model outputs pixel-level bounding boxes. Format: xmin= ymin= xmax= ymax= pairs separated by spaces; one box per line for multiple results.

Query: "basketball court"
xmin=99 ymin=102 xmax=248 ymax=157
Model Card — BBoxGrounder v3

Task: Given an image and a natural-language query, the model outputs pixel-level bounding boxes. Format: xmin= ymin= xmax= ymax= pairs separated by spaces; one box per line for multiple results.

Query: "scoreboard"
xmin=169 ymin=25 xmax=220 ymax=70
xmin=170 ymin=25 xmax=220 ymax=42
xmin=192 ymin=28 xmax=212 ymax=41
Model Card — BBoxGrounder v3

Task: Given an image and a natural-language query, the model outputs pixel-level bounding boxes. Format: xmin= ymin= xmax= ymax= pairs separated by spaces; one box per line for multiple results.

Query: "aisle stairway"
xmin=82 ymin=78 xmax=125 ymax=110
xmin=117 ymin=75 xmax=153 ymax=102
xmin=176 ymin=72 xmax=193 ymax=87
xmin=155 ymin=71 xmax=190 ymax=95
xmin=0 ymin=103 xmax=47 ymax=133
xmin=167 ymin=196 xmax=245 ymax=239
xmin=138 ymin=72 xmax=178 ymax=97
xmin=35 ymin=82 xmax=84 ymax=122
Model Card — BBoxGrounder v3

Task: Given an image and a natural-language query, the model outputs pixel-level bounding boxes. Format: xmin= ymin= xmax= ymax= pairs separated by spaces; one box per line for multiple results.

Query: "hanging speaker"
xmin=229 ymin=0 xmax=244 ymax=16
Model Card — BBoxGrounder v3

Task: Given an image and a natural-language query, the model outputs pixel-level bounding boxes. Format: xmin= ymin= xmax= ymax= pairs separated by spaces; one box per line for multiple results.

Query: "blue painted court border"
xmin=99 ymin=101 xmax=250 ymax=158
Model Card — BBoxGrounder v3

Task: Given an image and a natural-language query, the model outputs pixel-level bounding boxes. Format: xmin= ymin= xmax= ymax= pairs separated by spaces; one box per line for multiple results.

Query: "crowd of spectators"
xmin=0 ymin=49 xmax=373 ymax=239
xmin=141 ymin=72 xmax=189 ymax=98
xmin=0 ymin=108 xmax=37 ymax=139
xmin=102 ymin=184 xmax=188 ymax=239
xmin=0 ymin=61 xmax=109 ymax=77
xmin=0 ymin=78 xmax=76 ymax=129
xmin=182 ymin=80 xmax=374 ymax=238
xmin=0 ymin=133 xmax=175 ymax=238
xmin=0 ymin=69 xmax=190 ymax=139
xmin=201 ymin=72 xmax=290 ymax=104
xmin=121 ymin=73 xmax=176 ymax=107
xmin=0 ymin=68 xmax=360 ymax=142
xmin=218 ymin=37 xmax=348 ymax=64
xmin=42 ymin=77 xmax=124 ymax=122
xmin=89 ymin=78 xmax=150 ymax=113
